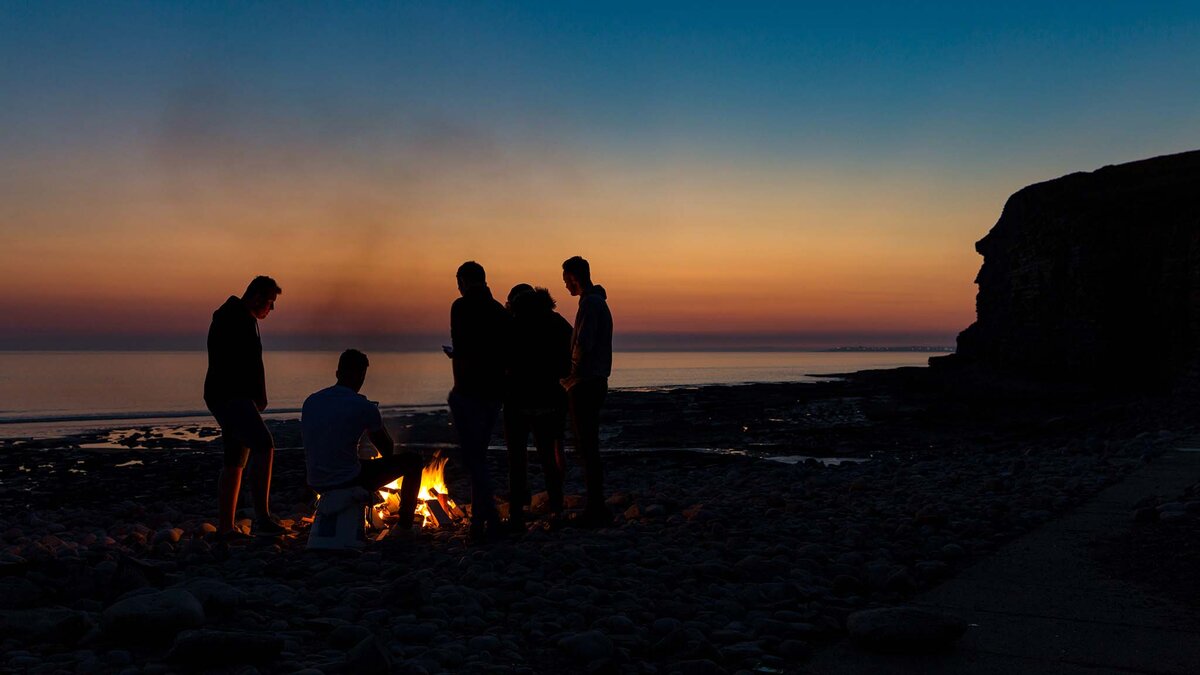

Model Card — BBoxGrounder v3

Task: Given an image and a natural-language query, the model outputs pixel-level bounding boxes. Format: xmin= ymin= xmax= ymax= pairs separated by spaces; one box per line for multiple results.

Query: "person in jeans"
xmin=447 ymin=261 xmax=512 ymax=541
xmin=561 ymin=256 xmax=614 ymax=527
xmin=204 ymin=276 xmax=286 ymax=539
xmin=302 ymin=349 xmax=425 ymax=532
xmin=504 ymin=285 xmax=572 ymax=529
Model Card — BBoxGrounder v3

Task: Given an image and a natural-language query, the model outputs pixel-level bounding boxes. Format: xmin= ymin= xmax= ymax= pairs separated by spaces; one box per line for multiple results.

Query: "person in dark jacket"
xmin=447 ymin=261 xmax=512 ymax=541
xmin=562 ymin=256 xmax=614 ymax=527
xmin=504 ymin=285 xmax=572 ymax=529
xmin=205 ymin=276 xmax=286 ymax=539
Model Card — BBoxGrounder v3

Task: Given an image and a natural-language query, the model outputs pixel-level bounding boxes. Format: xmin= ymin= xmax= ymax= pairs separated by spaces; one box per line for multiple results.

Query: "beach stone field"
xmin=0 ymin=376 xmax=1187 ymax=674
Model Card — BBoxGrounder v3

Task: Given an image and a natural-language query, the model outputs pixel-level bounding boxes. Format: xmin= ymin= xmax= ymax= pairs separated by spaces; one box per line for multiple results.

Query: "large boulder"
xmin=846 ymin=607 xmax=966 ymax=654
xmin=944 ymin=149 xmax=1200 ymax=384
xmin=102 ymin=589 xmax=205 ymax=643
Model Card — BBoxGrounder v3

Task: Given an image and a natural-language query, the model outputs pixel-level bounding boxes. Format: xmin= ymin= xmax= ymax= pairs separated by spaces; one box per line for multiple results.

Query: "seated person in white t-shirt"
xmin=302 ymin=349 xmax=425 ymax=530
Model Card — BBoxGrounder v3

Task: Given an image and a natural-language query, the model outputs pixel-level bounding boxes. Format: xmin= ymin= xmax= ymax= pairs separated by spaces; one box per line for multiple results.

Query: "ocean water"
xmin=0 ymin=350 xmax=945 ymax=437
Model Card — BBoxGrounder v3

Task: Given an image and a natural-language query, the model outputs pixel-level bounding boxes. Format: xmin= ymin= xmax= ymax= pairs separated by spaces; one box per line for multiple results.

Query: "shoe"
xmin=253 ymin=517 xmax=289 ymax=537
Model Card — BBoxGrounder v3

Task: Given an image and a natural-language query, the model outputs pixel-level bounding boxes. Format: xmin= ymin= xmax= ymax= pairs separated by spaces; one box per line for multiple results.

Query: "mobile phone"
xmin=442 ymin=344 xmax=454 ymax=358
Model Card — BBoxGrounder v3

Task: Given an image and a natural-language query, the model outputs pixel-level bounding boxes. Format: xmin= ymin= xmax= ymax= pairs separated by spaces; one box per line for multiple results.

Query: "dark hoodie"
xmin=203 ymin=296 xmax=266 ymax=407
xmin=451 ymin=285 xmax=512 ymax=401
xmin=566 ymin=285 xmax=613 ymax=388
xmin=507 ymin=289 xmax=573 ymax=409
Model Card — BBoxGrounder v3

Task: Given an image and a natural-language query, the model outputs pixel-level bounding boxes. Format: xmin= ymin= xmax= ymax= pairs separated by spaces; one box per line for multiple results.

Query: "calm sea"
xmin=0 ymin=351 xmax=945 ymax=438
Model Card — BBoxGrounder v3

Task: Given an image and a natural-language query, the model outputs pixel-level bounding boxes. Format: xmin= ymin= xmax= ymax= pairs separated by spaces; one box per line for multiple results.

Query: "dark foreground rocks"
xmin=0 ymin=378 xmax=1189 ymax=673
xmin=846 ymin=607 xmax=967 ymax=654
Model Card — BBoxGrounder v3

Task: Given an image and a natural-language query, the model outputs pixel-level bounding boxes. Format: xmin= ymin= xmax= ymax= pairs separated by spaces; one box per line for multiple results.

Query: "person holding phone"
xmin=447 ymin=261 xmax=512 ymax=542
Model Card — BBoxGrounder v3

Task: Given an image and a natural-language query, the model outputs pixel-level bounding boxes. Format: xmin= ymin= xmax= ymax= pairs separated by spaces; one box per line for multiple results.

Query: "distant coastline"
xmin=824 ymin=346 xmax=956 ymax=353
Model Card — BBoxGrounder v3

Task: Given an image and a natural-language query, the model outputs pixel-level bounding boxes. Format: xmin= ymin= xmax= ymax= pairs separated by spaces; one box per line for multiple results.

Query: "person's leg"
xmin=213 ymin=404 xmax=250 ymax=534
xmin=505 ymin=406 xmax=532 ymax=515
xmin=217 ymin=464 xmax=245 ymax=533
xmin=358 ymin=452 xmax=425 ymax=527
xmin=531 ymin=408 xmax=565 ymax=513
xmin=240 ymin=403 xmax=278 ymax=526
xmin=569 ymin=379 xmax=608 ymax=515
xmin=450 ymin=391 xmax=501 ymax=530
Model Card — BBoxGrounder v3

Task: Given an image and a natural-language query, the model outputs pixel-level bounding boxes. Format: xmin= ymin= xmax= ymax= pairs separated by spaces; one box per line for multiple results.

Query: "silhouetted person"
xmin=448 ymin=261 xmax=512 ymax=541
xmin=504 ymin=285 xmax=572 ymax=529
xmin=204 ymin=276 xmax=286 ymax=539
xmin=302 ymin=350 xmax=425 ymax=532
xmin=562 ymin=256 xmax=614 ymax=526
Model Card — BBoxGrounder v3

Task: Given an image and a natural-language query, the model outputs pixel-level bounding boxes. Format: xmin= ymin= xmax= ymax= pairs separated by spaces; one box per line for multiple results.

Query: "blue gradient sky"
xmin=2 ymin=2 xmax=1198 ymax=348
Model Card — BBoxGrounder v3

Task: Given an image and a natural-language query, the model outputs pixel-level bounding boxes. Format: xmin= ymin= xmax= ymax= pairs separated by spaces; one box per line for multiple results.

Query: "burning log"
xmin=423 ymin=497 xmax=453 ymax=528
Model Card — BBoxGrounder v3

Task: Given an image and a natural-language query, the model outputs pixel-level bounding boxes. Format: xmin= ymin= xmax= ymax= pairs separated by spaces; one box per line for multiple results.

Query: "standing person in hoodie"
xmin=204 ymin=276 xmax=287 ymax=540
xmin=447 ymin=261 xmax=512 ymax=541
xmin=561 ymin=256 xmax=614 ymax=527
xmin=504 ymin=284 xmax=572 ymax=530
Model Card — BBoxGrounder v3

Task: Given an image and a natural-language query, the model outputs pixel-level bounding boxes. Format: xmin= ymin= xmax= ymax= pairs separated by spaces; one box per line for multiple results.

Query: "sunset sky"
xmin=3 ymin=2 xmax=1198 ymax=349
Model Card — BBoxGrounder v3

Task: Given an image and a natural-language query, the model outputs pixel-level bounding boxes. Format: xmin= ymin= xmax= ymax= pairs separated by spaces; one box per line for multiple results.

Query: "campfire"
xmin=369 ymin=451 xmax=464 ymax=535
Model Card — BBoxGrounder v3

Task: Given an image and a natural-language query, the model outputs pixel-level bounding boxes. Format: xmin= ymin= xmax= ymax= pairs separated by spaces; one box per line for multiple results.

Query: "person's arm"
xmin=563 ymin=300 xmax=595 ymax=390
xmin=365 ymin=403 xmax=393 ymax=456
xmin=368 ymin=427 xmax=395 ymax=457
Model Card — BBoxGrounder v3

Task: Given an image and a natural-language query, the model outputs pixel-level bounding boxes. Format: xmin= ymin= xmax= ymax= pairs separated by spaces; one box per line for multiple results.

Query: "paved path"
xmin=807 ymin=448 xmax=1200 ymax=674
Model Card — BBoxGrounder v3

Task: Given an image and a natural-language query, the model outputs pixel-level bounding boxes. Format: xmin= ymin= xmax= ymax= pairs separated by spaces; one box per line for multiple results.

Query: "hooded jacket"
xmin=450 ymin=285 xmax=512 ymax=401
xmin=566 ymin=285 xmax=613 ymax=388
xmin=204 ymin=296 xmax=266 ymax=406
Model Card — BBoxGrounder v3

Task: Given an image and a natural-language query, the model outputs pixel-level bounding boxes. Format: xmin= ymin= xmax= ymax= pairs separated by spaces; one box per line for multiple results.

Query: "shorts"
xmin=207 ymin=399 xmax=274 ymax=468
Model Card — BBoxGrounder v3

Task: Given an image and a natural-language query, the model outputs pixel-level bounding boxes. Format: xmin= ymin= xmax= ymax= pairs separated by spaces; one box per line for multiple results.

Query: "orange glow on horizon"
xmin=0 ymin=146 xmax=987 ymax=344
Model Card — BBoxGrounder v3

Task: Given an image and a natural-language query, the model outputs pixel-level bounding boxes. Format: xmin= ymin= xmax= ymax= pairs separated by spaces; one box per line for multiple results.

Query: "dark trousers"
xmin=321 ymin=452 xmax=424 ymax=526
xmin=504 ymin=404 xmax=566 ymax=513
xmin=448 ymin=390 xmax=502 ymax=524
xmin=567 ymin=377 xmax=608 ymax=511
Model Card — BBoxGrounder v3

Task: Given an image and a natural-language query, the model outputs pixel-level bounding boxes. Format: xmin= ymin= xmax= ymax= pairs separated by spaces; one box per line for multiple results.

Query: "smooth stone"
xmin=167 ymin=629 xmax=284 ymax=664
xmin=102 ymin=589 xmax=205 ymax=643
xmin=329 ymin=624 xmax=373 ymax=648
xmin=468 ymin=634 xmax=502 ymax=652
xmin=846 ymin=607 xmax=967 ymax=654
xmin=347 ymin=636 xmax=392 ymax=675
xmin=558 ymin=630 xmax=614 ymax=663
xmin=175 ymin=578 xmax=245 ymax=616
xmin=668 ymin=658 xmax=725 ymax=675
xmin=0 ymin=607 xmax=92 ymax=645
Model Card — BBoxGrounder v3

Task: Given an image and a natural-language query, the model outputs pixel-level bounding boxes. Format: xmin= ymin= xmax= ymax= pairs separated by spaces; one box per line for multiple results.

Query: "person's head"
xmin=506 ymin=283 xmax=534 ymax=311
xmin=336 ymin=349 xmax=370 ymax=392
xmin=242 ymin=276 xmax=282 ymax=320
xmin=511 ymin=287 xmax=556 ymax=317
xmin=562 ymin=256 xmax=591 ymax=297
xmin=456 ymin=261 xmax=486 ymax=295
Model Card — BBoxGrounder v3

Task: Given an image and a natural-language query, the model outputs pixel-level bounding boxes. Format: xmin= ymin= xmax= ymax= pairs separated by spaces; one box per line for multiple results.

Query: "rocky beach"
xmin=2 ymin=370 xmax=1192 ymax=674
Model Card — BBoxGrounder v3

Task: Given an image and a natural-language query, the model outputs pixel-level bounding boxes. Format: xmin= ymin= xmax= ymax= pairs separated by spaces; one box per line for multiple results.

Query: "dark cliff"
xmin=948 ymin=150 xmax=1200 ymax=384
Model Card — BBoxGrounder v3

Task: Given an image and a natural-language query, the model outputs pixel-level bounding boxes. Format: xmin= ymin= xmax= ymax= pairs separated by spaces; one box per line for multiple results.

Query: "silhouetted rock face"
xmin=954 ymin=150 xmax=1200 ymax=383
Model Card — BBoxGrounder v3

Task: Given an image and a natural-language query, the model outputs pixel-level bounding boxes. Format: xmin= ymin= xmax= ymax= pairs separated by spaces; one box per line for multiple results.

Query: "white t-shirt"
xmin=301 ymin=384 xmax=384 ymax=489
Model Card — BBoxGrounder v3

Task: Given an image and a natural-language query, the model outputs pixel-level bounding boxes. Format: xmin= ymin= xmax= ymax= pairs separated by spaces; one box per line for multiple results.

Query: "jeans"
xmin=567 ymin=377 xmax=607 ymax=511
xmin=448 ymin=389 xmax=502 ymax=523
xmin=504 ymin=404 xmax=566 ymax=512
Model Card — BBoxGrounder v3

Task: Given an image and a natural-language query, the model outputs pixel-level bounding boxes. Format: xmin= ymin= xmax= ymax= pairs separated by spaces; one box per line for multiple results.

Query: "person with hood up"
xmin=503 ymin=284 xmax=572 ymax=530
xmin=561 ymin=256 xmax=614 ymax=527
